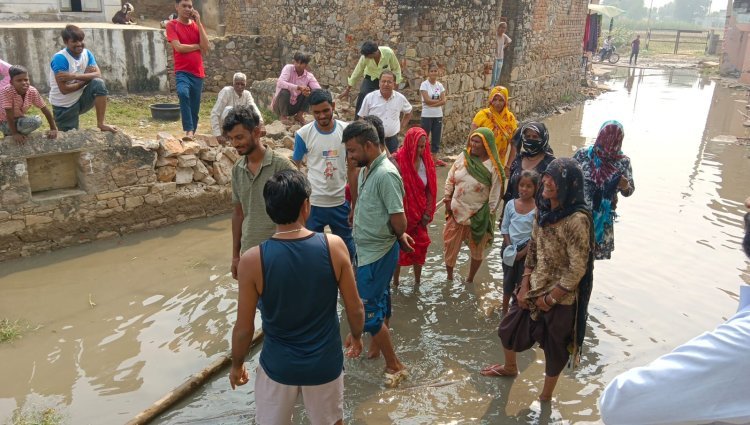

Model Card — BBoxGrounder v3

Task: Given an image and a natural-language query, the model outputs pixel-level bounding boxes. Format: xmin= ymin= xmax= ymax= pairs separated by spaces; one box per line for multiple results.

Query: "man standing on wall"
xmin=210 ymin=72 xmax=264 ymax=144
xmin=166 ymin=0 xmax=210 ymax=142
xmin=272 ymin=52 xmax=321 ymax=125
xmin=342 ymin=120 xmax=412 ymax=388
xmin=357 ymin=71 xmax=412 ymax=154
xmin=292 ymin=89 xmax=357 ymax=261
xmin=226 ymin=106 xmax=295 ymax=279
xmin=341 ymin=41 xmax=402 ymax=119
xmin=48 ymin=25 xmax=117 ymax=133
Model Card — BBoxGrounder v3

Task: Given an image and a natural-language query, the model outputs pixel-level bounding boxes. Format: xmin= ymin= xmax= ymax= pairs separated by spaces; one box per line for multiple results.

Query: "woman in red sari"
xmin=393 ymin=127 xmax=437 ymax=285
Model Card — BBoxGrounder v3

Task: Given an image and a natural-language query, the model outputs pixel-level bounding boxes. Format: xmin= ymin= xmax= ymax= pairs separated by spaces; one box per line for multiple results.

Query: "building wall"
xmin=0 ymin=23 xmax=170 ymax=94
xmin=501 ymin=0 xmax=588 ymax=115
xmin=130 ymin=0 xmax=222 ymax=29
xmin=225 ymin=0 xmax=503 ymax=144
xmin=721 ymin=0 xmax=750 ymax=83
xmin=0 ymin=0 xmax=121 ymax=22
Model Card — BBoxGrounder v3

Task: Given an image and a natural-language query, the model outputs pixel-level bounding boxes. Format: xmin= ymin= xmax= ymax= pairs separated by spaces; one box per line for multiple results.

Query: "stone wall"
xmin=225 ymin=0 xmax=502 ymax=146
xmin=0 ymin=131 xmax=235 ymax=262
xmin=165 ymin=34 xmax=282 ymax=93
xmin=0 ymin=23 xmax=170 ymax=94
xmin=501 ymin=0 xmax=588 ymax=114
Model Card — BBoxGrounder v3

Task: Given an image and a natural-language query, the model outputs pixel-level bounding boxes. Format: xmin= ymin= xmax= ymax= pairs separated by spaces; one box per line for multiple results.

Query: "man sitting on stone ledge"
xmin=211 ymin=72 xmax=264 ymax=144
xmin=1 ymin=65 xmax=58 ymax=143
xmin=272 ymin=52 xmax=321 ymax=125
xmin=48 ymin=25 xmax=117 ymax=133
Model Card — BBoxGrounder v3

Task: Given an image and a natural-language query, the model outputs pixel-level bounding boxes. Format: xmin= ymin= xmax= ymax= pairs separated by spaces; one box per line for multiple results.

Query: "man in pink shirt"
xmin=272 ymin=52 xmax=321 ymax=125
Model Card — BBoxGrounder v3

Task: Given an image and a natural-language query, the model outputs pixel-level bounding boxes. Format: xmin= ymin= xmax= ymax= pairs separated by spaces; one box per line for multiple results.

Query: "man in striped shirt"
xmin=1 ymin=65 xmax=57 ymax=143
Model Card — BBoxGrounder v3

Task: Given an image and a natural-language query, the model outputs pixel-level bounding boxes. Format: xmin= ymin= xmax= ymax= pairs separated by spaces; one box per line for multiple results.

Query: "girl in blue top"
xmin=500 ymin=169 xmax=539 ymax=316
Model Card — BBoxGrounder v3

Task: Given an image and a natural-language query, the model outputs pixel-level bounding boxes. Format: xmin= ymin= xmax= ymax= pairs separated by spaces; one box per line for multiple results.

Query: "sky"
xmin=647 ymin=0 xmax=726 ymax=11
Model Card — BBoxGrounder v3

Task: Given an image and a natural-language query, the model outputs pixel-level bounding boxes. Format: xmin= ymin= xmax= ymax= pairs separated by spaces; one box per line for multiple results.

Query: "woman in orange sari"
xmin=392 ymin=127 xmax=437 ymax=285
xmin=471 ymin=86 xmax=518 ymax=172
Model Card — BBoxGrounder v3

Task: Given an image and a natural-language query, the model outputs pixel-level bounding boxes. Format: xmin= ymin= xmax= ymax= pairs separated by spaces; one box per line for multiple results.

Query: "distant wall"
xmin=0 ymin=0 xmax=121 ymax=23
xmin=501 ymin=0 xmax=588 ymax=114
xmin=0 ymin=24 xmax=170 ymax=94
xmin=225 ymin=0 xmax=502 ymax=144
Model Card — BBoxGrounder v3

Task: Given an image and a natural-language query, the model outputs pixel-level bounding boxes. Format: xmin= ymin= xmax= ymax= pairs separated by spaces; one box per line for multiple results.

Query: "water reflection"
xmin=0 ymin=218 xmax=239 ymax=423
xmin=2 ymin=69 xmax=749 ymax=424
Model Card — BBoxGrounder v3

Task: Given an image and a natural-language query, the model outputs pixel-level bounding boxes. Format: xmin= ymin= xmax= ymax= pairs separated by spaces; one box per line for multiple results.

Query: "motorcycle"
xmin=594 ymin=45 xmax=620 ymax=64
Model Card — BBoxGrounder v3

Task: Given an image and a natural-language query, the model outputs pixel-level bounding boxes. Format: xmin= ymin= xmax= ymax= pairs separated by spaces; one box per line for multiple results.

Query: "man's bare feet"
xmin=294 ymin=112 xmax=306 ymax=125
xmin=98 ymin=124 xmax=118 ymax=133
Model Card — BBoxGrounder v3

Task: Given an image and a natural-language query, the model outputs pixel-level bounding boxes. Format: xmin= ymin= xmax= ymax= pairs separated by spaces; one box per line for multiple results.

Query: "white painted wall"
xmin=0 ymin=24 xmax=170 ymax=94
xmin=0 ymin=0 xmax=121 ymax=22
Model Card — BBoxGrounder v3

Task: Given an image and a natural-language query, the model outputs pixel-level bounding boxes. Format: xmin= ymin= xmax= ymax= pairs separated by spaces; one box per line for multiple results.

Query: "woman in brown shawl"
xmin=481 ymin=158 xmax=594 ymax=402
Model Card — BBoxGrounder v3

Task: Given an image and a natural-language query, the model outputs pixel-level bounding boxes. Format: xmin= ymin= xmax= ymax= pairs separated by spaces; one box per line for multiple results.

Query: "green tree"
xmin=673 ymin=0 xmax=711 ymax=21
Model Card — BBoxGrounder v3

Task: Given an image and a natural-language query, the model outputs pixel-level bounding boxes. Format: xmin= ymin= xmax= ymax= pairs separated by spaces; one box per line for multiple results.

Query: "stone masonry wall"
xmin=501 ymin=0 xmax=588 ymax=115
xmin=165 ymin=34 xmax=282 ymax=93
xmin=0 ymin=131 xmax=235 ymax=262
xmin=225 ymin=0 xmax=503 ymax=145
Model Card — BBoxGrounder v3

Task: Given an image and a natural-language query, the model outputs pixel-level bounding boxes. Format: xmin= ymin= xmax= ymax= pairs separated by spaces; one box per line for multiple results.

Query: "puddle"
xmin=1 ymin=69 xmax=749 ymax=423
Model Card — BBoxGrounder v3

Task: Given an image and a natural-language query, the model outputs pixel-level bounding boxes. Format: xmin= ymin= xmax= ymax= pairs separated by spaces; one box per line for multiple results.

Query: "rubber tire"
xmin=608 ymin=53 xmax=620 ymax=64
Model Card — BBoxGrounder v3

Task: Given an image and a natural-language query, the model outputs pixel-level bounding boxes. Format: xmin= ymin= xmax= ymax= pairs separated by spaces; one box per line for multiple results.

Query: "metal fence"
xmin=645 ymin=29 xmax=720 ymax=55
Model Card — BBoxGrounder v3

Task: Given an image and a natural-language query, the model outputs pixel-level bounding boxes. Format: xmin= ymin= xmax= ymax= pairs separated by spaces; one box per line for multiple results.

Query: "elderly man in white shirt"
xmin=211 ymin=72 xmax=263 ymax=143
xmin=357 ymin=70 xmax=412 ymax=154
xmin=598 ymin=196 xmax=750 ymax=425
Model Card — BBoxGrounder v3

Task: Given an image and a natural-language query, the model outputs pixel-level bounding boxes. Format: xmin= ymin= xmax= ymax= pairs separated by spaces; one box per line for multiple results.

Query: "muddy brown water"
xmin=1 ymin=68 xmax=749 ymax=424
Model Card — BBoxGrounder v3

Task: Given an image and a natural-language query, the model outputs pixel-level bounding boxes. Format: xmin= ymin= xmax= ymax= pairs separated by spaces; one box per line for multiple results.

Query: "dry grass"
xmin=12 ymin=93 xmax=276 ymax=140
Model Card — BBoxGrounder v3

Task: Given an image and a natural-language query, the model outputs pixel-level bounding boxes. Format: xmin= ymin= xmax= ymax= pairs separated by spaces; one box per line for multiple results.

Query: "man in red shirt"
xmin=166 ymin=0 xmax=209 ymax=141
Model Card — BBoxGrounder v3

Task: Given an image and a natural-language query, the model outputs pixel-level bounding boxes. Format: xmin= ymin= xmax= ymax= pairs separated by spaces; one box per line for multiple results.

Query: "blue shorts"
xmin=306 ymin=202 xmax=356 ymax=264
xmin=356 ymin=242 xmax=399 ymax=335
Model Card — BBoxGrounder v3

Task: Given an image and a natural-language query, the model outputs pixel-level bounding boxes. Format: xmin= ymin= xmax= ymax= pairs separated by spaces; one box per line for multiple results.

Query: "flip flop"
xmin=384 ymin=369 xmax=408 ymax=388
xmin=480 ymin=364 xmax=518 ymax=377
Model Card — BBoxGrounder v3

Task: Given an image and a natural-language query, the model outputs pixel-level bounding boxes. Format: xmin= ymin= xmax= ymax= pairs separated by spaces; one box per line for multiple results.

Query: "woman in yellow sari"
xmin=471 ymin=86 xmax=518 ymax=171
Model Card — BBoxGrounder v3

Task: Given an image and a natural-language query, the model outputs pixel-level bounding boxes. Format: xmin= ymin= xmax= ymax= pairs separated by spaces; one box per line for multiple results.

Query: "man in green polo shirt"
xmin=342 ymin=120 xmax=413 ymax=388
xmin=226 ymin=106 xmax=295 ymax=279
xmin=341 ymin=41 xmax=402 ymax=119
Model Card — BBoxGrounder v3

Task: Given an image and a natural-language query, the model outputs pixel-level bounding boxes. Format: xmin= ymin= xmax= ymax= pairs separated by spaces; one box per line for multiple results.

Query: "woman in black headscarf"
xmin=503 ymin=122 xmax=556 ymax=202
xmin=482 ymin=158 xmax=594 ymax=402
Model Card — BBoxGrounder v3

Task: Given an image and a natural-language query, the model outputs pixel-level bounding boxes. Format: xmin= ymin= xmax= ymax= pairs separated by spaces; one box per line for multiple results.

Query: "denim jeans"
xmin=491 ymin=59 xmax=504 ymax=87
xmin=52 ymin=78 xmax=108 ymax=131
xmin=420 ymin=116 xmax=443 ymax=153
xmin=175 ymin=71 xmax=204 ymax=132
xmin=0 ymin=116 xmax=42 ymax=136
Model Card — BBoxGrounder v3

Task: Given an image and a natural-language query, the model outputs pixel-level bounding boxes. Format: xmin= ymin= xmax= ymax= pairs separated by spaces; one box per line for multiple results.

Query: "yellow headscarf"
xmin=471 ymin=86 xmax=518 ymax=166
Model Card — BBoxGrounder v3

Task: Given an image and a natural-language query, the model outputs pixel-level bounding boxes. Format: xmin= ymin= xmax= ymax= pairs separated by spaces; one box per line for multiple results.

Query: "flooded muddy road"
xmin=1 ymin=68 xmax=749 ymax=424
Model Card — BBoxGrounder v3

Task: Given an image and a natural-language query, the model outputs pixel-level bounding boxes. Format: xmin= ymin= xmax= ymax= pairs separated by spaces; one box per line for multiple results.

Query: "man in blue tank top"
xmin=343 ymin=120 xmax=414 ymax=388
xmin=229 ymin=169 xmax=364 ymax=425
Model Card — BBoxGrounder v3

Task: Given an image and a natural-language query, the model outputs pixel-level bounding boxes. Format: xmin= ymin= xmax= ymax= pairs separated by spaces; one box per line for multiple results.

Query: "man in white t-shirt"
xmin=358 ymin=70 xmax=412 ymax=154
xmin=598 ymin=196 xmax=750 ymax=425
xmin=292 ymin=89 xmax=356 ymax=261
xmin=492 ymin=22 xmax=512 ymax=87
xmin=48 ymin=25 xmax=117 ymax=133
